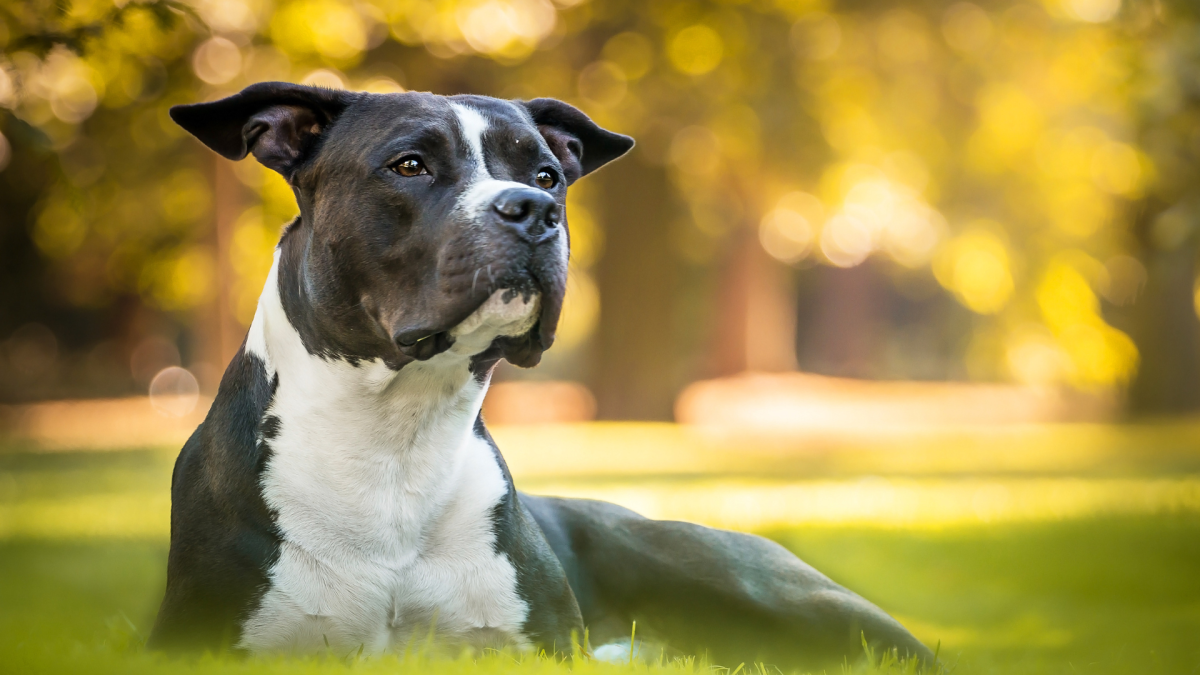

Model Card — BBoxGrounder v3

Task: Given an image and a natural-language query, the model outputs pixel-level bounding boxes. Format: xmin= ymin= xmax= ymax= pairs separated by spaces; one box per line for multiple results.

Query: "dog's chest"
xmin=237 ymin=371 xmax=529 ymax=655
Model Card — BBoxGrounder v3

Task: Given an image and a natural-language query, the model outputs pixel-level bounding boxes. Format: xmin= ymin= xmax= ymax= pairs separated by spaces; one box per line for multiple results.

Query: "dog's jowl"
xmin=150 ymin=82 xmax=934 ymax=669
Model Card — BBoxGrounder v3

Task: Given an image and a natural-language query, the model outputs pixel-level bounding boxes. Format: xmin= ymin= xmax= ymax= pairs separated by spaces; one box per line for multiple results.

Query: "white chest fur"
xmin=237 ymin=254 xmax=533 ymax=655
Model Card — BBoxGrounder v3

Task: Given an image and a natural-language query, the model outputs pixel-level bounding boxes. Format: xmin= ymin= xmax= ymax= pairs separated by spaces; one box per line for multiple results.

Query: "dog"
xmin=148 ymin=82 xmax=934 ymax=669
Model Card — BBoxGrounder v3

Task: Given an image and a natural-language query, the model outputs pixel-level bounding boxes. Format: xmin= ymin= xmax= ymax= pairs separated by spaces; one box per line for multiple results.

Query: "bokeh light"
xmin=148 ymin=366 xmax=200 ymax=418
xmin=0 ymin=0 xmax=1196 ymax=404
xmin=668 ymin=25 xmax=723 ymax=76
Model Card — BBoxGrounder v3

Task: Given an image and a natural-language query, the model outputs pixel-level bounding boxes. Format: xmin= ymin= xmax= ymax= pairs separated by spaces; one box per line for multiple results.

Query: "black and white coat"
xmin=149 ymin=82 xmax=934 ymax=671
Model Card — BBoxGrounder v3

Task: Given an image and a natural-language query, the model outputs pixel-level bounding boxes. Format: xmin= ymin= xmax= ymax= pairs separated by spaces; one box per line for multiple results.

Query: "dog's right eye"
xmin=391 ymin=156 xmax=427 ymax=177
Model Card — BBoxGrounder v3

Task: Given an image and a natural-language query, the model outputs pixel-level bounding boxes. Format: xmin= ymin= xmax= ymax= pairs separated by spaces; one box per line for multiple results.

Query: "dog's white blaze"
xmin=238 ymin=254 xmax=533 ymax=655
xmin=451 ymin=103 xmax=489 ymax=171
xmin=451 ymin=103 xmax=525 ymax=219
xmin=449 ymin=103 xmax=570 ymax=268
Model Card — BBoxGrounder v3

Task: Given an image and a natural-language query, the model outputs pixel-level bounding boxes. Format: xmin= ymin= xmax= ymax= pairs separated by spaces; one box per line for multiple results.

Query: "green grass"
xmin=2 ymin=441 xmax=1200 ymax=674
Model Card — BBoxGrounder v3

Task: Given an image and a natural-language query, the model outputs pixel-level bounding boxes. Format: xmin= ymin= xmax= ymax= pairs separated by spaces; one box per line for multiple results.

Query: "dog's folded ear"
xmin=170 ymin=82 xmax=356 ymax=180
xmin=522 ymin=99 xmax=634 ymax=185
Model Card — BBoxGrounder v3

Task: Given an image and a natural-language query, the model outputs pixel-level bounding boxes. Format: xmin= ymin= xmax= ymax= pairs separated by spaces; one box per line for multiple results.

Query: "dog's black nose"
xmin=492 ymin=187 xmax=560 ymax=241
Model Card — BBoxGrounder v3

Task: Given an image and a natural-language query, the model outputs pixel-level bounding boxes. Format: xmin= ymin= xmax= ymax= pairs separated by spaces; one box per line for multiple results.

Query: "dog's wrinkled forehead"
xmin=168 ymin=82 xmax=633 ymax=189
xmin=314 ymin=93 xmax=555 ymax=180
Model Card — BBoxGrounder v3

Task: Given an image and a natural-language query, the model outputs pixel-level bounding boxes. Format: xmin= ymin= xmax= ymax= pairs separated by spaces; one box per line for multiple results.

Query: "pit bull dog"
xmin=148 ymin=82 xmax=934 ymax=670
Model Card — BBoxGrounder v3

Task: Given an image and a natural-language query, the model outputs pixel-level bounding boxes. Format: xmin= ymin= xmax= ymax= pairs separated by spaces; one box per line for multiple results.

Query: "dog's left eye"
xmin=391 ymin=156 xmax=428 ymax=177
xmin=535 ymin=170 xmax=556 ymax=189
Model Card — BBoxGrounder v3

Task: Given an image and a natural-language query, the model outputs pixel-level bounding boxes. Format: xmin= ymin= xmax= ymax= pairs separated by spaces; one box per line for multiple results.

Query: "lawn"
xmin=2 ymin=424 xmax=1199 ymax=674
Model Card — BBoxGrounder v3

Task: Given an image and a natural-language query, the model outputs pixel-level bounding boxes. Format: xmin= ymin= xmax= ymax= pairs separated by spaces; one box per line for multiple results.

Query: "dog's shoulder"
xmin=175 ymin=344 xmax=278 ymax=517
xmin=149 ymin=346 xmax=281 ymax=652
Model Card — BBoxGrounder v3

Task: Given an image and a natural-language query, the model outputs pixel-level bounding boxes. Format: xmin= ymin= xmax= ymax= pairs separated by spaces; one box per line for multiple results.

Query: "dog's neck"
xmin=247 ymin=249 xmax=488 ymax=456
xmin=241 ymin=243 xmax=540 ymax=548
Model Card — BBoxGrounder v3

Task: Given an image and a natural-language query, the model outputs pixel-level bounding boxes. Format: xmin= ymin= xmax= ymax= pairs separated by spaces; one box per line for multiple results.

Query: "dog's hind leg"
xmin=521 ymin=494 xmax=935 ymax=671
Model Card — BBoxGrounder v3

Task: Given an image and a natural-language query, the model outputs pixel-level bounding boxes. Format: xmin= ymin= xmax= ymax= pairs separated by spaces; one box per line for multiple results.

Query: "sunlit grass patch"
xmin=0 ymin=449 xmax=173 ymax=540
xmin=494 ymin=422 xmax=1200 ymax=480
xmin=527 ymin=476 xmax=1200 ymax=531
xmin=4 ymin=636 xmax=933 ymax=675
xmin=4 ymin=428 xmax=1200 ymax=673
xmin=7 ymin=473 xmax=1200 ymax=539
xmin=0 ymin=491 xmax=170 ymax=540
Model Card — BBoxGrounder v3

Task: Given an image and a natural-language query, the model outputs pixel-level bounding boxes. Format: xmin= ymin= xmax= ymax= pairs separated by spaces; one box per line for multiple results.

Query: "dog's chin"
xmin=447 ymin=288 xmax=542 ymax=356
xmin=391 ymin=285 xmax=561 ymax=366
xmin=448 ymin=280 xmax=564 ymax=369
xmin=394 ymin=265 xmax=564 ymax=367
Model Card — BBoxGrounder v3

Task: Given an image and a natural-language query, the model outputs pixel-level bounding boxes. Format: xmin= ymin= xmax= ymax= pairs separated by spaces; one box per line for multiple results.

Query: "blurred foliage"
xmin=1 ymin=0 xmax=1199 ymax=404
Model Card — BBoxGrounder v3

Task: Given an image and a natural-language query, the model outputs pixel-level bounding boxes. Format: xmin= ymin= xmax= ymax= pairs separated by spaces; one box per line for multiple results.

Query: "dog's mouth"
xmin=394 ymin=264 xmax=565 ymax=366
xmin=394 ymin=328 xmax=457 ymax=362
xmin=395 ymin=288 xmax=540 ymax=361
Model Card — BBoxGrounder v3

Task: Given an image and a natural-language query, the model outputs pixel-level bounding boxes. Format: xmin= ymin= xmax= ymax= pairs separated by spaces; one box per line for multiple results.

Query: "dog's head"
xmin=171 ymin=82 xmax=633 ymax=370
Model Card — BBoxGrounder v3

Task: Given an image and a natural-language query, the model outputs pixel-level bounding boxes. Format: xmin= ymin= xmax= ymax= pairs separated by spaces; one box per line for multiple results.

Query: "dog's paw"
xmin=592 ymin=639 xmax=644 ymax=663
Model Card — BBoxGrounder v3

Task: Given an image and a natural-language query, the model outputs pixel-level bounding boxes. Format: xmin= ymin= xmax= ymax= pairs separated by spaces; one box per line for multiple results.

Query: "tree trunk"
xmin=705 ymin=228 xmax=797 ymax=376
xmin=589 ymin=158 xmax=680 ymax=420
xmin=1128 ymin=227 xmax=1200 ymax=415
xmin=198 ymin=156 xmax=250 ymax=390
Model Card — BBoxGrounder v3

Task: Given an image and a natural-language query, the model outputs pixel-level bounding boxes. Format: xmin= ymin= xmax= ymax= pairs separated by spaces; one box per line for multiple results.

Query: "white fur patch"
xmin=238 ymin=256 xmax=531 ymax=656
xmin=451 ymin=103 xmax=488 ymax=167
xmin=449 ymin=289 xmax=540 ymax=356
xmin=449 ymin=103 xmax=537 ymax=222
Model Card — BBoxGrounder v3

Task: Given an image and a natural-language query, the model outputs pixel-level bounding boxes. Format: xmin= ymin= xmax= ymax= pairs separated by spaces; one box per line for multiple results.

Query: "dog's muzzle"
xmin=393 ymin=187 xmax=567 ymax=364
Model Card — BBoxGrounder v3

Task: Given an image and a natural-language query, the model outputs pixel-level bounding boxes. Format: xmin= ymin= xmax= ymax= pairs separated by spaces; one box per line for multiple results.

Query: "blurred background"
xmin=2 ymin=0 xmax=1198 ymax=428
